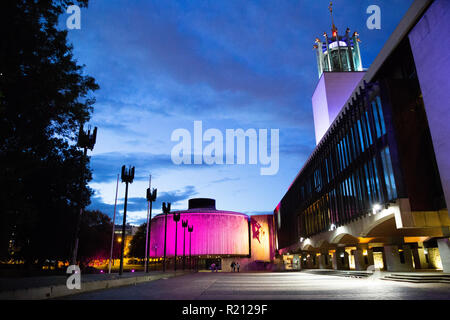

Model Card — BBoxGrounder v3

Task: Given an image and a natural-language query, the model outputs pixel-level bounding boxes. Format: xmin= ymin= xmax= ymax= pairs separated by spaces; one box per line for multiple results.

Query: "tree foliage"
xmin=128 ymin=223 xmax=147 ymax=259
xmin=0 ymin=0 xmax=98 ymax=264
xmin=77 ymin=210 xmax=117 ymax=265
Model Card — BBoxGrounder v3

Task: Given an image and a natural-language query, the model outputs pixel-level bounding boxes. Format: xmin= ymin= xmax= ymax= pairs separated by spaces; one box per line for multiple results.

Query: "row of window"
xmin=296 ymin=93 xmax=398 ymax=237
xmin=300 ymin=95 xmax=389 ymax=202
xmin=300 ymin=148 xmax=397 ymax=236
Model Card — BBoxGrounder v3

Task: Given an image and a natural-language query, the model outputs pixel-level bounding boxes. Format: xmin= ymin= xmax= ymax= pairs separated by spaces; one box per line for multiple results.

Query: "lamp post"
xmin=162 ymin=202 xmax=171 ymax=272
xmin=182 ymin=220 xmax=188 ymax=270
xmin=173 ymin=212 xmax=181 ymax=271
xmin=188 ymin=225 xmax=193 ymax=270
xmin=71 ymin=124 xmax=97 ymax=266
xmin=145 ymin=181 xmax=157 ymax=273
xmin=119 ymin=165 xmax=135 ymax=276
xmin=108 ymin=174 xmax=120 ymax=274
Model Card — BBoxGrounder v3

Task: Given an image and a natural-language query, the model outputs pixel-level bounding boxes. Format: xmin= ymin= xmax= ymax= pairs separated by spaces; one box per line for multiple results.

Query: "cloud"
xmin=209 ymin=177 xmax=240 ymax=184
xmin=87 ymin=185 xmax=198 ymax=225
xmin=89 ymin=152 xmax=174 ymax=183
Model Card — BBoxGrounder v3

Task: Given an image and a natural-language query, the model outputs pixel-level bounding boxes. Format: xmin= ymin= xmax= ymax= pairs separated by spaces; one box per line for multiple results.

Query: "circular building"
xmin=149 ymin=198 xmax=250 ymax=258
xmin=148 ymin=198 xmax=275 ymax=271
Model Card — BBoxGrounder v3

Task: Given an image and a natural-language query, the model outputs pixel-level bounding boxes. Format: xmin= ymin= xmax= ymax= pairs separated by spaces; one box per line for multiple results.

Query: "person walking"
xmin=236 ymin=262 xmax=240 ymax=272
xmin=211 ymin=262 xmax=215 ymax=272
xmin=231 ymin=261 xmax=235 ymax=272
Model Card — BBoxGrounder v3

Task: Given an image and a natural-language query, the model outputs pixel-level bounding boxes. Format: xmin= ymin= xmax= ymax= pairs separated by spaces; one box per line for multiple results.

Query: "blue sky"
xmin=66 ymin=0 xmax=413 ymax=225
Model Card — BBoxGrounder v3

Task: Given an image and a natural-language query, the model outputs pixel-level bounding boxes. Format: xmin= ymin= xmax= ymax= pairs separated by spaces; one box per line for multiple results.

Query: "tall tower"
xmin=311 ymin=2 xmax=366 ymax=144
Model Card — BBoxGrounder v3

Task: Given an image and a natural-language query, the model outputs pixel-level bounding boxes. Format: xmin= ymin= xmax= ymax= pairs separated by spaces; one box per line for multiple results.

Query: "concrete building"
xmin=274 ymin=0 xmax=450 ymax=273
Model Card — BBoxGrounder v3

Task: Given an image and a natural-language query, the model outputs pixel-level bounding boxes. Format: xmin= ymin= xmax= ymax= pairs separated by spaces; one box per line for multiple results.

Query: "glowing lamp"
xmin=372 ymin=204 xmax=382 ymax=214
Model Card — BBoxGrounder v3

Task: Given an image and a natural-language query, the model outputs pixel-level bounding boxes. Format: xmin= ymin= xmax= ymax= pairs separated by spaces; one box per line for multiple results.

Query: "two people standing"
xmin=230 ymin=261 xmax=240 ymax=272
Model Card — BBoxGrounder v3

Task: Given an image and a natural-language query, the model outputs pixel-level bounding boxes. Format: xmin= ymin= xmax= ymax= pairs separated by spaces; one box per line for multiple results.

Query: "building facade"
xmin=275 ymin=0 xmax=450 ymax=273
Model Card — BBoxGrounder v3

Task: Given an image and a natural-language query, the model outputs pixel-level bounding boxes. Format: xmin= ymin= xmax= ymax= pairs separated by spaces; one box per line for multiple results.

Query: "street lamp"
xmin=145 ymin=182 xmax=157 ymax=273
xmin=71 ymin=124 xmax=97 ymax=266
xmin=119 ymin=165 xmax=135 ymax=276
xmin=108 ymin=173 xmax=120 ymax=274
xmin=162 ymin=202 xmax=171 ymax=272
xmin=182 ymin=219 xmax=188 ymax=270
xmin=173 ymin=212 xmax=181 ymax=271
xmin=188 ymin=225 xmax=193 ymax=270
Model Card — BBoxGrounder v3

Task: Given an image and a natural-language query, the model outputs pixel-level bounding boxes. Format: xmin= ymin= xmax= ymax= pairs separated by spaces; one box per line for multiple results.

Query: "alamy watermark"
xmin=66 ymin=265 xmax=81 ymax=289
xmin=66 ymin=5 xmax=81 ymax=30
xmin=171 ymin=121 xmax=279 ymax=176
xmin=366 ymin=5 xmax=381 ymax=30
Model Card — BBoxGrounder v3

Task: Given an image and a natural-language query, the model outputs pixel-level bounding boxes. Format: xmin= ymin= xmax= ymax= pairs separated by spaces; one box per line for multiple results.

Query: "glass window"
xmin=376 ymin=96 xmax=386 ymax=135
xmin=365 ymin=111 xmax=373 ymax=145
xmin=372 ymin=101 xmax=381 ymax=138
xmin=357 ymin=120 xmax=365 ymax=152
xmin=380 ymin=147 xmax=397 ymax=200
xmin=372 ymin=157 xmax=381 ymax=201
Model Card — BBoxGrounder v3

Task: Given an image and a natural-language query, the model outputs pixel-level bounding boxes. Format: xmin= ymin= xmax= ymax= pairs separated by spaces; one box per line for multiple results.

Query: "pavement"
xmin=61 ymin=271 xmax=450 ymax=300
xmin=0 ymin=270 xmax=191 ymax=299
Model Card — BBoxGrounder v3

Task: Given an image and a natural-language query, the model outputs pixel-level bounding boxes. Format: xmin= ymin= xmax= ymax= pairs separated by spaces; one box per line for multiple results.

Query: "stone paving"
xmin=0 ymin=271 xmax=164 ymax=292
xmin=62 ymin=271 xmax=450 ymax=300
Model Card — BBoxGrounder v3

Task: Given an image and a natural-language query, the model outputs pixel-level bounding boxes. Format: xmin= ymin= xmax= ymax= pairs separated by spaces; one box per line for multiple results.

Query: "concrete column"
xmin=292 ymin=254 xmax=301 ymax=270
xmin=313 ymin=254 xmax=320 ymax=269
xmin=437 ymin=238 xmax=450 ymax=273
xmin=332 ymin=248 xmax=349 ymax=270
xmin=367 ymin=249 xmax=375 ymax=268
xmin=384 ymin=245 xmax=414 ymax=272
xmin=319 ymin=253 xmax=331 ymax=269
xmin=353 ymin=249 xmax=366 ymax=271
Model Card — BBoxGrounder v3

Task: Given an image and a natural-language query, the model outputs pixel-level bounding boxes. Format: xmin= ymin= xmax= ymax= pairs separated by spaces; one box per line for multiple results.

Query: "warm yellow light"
xmin=118 ymin=238 xmax=122 ymax=242
xmin=404 ymin=236 xmax=429 ymax=243
xmin=358 ymin=237 xmax=375 ymax=244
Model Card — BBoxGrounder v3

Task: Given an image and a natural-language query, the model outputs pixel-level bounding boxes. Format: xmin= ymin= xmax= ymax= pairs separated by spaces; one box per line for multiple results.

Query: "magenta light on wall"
xmin=149 ymin=211 xmax=250 ymax=257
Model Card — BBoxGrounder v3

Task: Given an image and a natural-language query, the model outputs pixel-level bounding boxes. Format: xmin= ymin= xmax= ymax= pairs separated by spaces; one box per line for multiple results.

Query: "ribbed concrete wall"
xmin=149 ymin=212 xmax=249 ymax=257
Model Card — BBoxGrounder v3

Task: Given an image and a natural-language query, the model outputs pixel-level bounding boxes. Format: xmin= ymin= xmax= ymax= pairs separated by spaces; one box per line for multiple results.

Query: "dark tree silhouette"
xmin=77 ymin=210 xmax=114 ymax=265
xmin=0 ymin=0 xmax=98 ymax=266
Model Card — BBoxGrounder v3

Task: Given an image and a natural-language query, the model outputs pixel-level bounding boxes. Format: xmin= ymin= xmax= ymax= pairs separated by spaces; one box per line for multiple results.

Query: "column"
xmin=319 ymin=252 xmax=331 ymax=269
xmin=437 ymin=238 xmax=450 ymax=273
xmin=384 ymin=245 xmax=414 ymax=272
xmin=354 ymin=246 xmax=374 ymax=271
xmin=332 ymin=248 xmax=349 ymax=270
xmin=412 ymin=242 xmax=429 ymax=269
xmin=293 ymin=254 xmax=301 ymax=270
xmin=353 ymin=249 xmax=366 ymax=271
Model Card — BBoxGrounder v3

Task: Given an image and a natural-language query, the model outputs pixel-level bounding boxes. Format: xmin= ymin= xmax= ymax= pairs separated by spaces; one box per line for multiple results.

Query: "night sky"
xmin=65 ymin=0 xmax=414 ymax=224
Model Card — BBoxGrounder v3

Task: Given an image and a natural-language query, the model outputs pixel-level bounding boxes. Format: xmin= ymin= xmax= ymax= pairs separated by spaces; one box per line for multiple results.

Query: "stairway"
xmin=381 ymin=273 xmax=450 ymax=284
xmin=302 ymin=269 xmax=373 ymax=278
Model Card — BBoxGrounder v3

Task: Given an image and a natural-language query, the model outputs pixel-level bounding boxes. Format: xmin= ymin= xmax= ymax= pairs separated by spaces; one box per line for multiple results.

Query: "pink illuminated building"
xmin=149 ymin=198 xmax=276 ymax=271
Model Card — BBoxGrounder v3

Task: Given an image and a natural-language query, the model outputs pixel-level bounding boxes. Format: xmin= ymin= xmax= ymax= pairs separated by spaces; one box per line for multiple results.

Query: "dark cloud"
xmin=89 ymin=152 xmax=174 ymax=183
xmin=87 ymin=185 xmax=198 ymax=222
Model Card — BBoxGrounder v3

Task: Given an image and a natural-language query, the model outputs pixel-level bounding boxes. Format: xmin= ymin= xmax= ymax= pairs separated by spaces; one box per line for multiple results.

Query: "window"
xmin=376 ymin=96 xmax=386 ymax=135
xmin=357 ymin=120 xmax=365 ymax=152
xmin=380 ymin=147 xmax=397 ymax=200
xmin=372 ymin=96 xmax=386 ymax=138
xmin=314 ymin=169 xmax=322 ymax=192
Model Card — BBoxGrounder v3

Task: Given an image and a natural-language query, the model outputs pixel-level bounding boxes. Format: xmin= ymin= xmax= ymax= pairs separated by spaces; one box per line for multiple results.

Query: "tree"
xmin=128 ymin=223 xmax=147 ymax=259
xmin=77 ymin=210 xmax=113 ymax=265
xmin=0 ymin=0 xmax=98 ymax=265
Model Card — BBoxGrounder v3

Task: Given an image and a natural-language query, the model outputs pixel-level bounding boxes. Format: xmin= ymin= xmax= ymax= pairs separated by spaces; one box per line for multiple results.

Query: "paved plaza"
xmin=62 ymin=271 xmax=450 ymax=300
